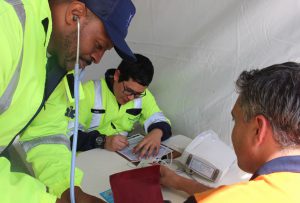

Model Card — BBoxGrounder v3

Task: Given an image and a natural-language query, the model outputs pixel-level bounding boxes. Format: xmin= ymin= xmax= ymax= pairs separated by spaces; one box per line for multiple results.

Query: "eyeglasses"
xmin=122 ymin=82 xmax=146 ymax=98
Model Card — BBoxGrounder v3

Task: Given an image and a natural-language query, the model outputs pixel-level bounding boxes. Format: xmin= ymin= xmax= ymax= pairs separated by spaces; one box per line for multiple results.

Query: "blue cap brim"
xmin=102 ymin=21 xmax=137 ymax=62
xmin=80 ymin=0 xmax=136 ymax=62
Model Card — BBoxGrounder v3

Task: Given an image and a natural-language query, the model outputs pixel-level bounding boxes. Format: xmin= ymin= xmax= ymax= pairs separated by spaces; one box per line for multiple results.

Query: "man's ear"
xmin=253 ymin=114 xmax=270 ymax=146
xmin=114 ymin=70 xmax=120 ymax=82
xmin=65 ymin=1 xmax=87 ymax=25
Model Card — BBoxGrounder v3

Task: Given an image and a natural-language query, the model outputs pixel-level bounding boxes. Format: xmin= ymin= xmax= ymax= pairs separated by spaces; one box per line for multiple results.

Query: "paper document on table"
xmin=117 ymin=134 xmax=173 ymax=162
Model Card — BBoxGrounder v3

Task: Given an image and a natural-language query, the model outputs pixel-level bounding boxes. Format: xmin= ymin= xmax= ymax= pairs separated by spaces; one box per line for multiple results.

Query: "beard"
xmin=61 ymin=23 xmax=92 ymax=71
xmin=62 ymin=29 xmax=78 ymax=71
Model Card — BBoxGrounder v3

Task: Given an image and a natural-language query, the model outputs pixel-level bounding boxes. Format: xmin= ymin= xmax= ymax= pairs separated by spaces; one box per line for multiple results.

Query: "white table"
xmin=76 ymin=135 xmax=250 ymax=203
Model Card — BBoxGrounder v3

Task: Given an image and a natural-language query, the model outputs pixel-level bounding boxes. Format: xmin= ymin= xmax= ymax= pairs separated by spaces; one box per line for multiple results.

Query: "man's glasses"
xmin=122 ymin=82 xmax=146 ymax=98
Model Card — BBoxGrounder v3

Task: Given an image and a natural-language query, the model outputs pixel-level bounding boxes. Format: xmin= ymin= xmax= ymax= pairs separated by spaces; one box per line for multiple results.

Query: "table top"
xmin=76 ymin=135 xmax=250 ymax=203
xmin=76 ymin=147 xmax=189 ymax=203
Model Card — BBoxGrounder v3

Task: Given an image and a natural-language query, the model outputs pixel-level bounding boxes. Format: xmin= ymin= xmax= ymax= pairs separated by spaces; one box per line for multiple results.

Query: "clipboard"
xmin=116 ymin=134 xmax=181 ymax=164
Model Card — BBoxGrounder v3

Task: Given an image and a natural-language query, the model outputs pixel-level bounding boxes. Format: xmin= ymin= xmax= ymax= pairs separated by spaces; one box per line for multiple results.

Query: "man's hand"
xmin=105 ymin=135 xmax=128 ymax=151
xmin=132 ymin=129 xmax=163 ymax=159
xmin=160 ymin=165 xmax=180 ymax=189
xmin=56 ymin=186 xmax=105 ymax=203
xmin=160 ymin=165 xmax=212 ymax=195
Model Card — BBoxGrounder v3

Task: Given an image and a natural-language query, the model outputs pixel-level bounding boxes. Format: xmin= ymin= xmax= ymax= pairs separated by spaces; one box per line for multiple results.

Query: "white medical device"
xmin=179 ymin=130 xmax=236 ymax=183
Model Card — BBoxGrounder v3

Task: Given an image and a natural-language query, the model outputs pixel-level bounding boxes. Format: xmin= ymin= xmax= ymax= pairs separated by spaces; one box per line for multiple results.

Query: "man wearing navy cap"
xmin=1 ymin=0 xmax=136 ymax=202
xmin=48 ymin=0 xmax=137 ymax=70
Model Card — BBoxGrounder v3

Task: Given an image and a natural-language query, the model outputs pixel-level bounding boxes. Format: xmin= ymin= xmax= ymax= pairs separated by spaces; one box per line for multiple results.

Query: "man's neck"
xmin=267 ymin=147 xmax=300 ymax=162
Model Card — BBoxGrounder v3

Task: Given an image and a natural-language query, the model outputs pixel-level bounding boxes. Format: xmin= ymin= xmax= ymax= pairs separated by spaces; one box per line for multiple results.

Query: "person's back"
xmin=160 ymin=62 xmax=300 ymax=203
xmin=190 ymin=166 xmax=300 ymax=203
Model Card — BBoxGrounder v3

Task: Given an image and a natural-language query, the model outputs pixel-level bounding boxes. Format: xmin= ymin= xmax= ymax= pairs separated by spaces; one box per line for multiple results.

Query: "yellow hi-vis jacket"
xmin=68 ymin=71 xmax=171 ymax=139
xmin=0 ymin=0 xmax=57 ymax=202
xmin=20 ymin=75 xmax=84 ymax=197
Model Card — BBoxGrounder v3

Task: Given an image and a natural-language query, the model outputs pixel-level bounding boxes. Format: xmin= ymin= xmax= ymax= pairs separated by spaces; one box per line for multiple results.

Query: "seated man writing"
xmin=68 ymin=54 xmax=172 ymax=158
xmin=160 ymin=62 xmax=300 ymax=203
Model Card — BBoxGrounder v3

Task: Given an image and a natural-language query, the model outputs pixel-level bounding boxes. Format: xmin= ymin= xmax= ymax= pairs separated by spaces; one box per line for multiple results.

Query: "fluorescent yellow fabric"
xmin=20 ymin=80 xmax=84 ymax=197
xmin=194 ymin=172 xmax=300 ymax=203
xmin=0 ymin=157 xmax=56 ymax=203
xmin=0 ymin=0 xmax=51 ymax=144
xmin=79 ymin=79 xmax=170 ymax=135
xmin=0 ymin=0 xmax=57 ymax=202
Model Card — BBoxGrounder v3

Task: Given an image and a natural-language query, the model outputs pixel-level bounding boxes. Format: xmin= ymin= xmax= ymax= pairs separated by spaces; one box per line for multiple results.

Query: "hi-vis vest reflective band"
xmin=89 ymin=80 xmax=104 ymax=131
xmin=67 ymin=80 xmax=142 ymax=137
xmin=0 ymin=0 xmax=25 ymax=154
xmin=0 ymin=0 xmax=25 ymax=114
xmin=143 ymin=111 xmax=167 ymax=133
xmin=21 ymin=134 xmax=70 ymax=153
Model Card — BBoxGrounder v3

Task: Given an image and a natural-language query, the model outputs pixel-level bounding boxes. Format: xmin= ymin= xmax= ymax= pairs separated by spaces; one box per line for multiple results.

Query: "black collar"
xmin=250 ymin=155 xmax=300 ymax=180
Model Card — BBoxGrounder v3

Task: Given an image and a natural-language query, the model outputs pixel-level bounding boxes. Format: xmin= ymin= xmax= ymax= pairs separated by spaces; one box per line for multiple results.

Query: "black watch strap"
xmin=95 ymin=134 xmax=106 ymax=149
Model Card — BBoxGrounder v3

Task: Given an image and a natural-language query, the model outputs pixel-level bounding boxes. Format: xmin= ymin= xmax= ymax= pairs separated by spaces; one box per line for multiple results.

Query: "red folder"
xmin=109 ymin=165 xmax=164 ymax=203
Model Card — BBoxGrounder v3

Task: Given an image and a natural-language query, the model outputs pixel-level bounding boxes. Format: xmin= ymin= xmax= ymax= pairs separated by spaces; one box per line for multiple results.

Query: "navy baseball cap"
xmin=80 ymin=0 xmax=137 ymax=61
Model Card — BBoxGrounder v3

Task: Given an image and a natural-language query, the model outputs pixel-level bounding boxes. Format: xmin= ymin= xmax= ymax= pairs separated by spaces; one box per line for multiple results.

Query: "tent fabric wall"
xmin=83 ymin=0 xmax=300 ymax=145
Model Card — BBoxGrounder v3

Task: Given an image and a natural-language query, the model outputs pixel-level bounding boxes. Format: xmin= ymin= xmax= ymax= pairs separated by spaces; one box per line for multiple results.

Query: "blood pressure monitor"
xmin=185 ymin=154 xmax=220 ymax=182
xmin=179 ymin=130 xmax=236 ymax=184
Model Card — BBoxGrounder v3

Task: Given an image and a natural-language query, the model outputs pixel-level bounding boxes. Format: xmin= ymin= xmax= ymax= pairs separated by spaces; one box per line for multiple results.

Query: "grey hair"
xmin=235 ymin=62 xmax=300 ymax=147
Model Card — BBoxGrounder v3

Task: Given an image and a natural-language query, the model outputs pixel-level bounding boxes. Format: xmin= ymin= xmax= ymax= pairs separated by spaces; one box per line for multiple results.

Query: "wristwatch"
xmin=95 ymin=134 xmax=106 ymax=149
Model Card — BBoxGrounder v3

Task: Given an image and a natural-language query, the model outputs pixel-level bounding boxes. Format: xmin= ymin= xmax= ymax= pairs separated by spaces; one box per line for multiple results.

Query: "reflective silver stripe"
xmin=67 ymin=80 xmax=103 ymax=135
xmin=0 ymin=0 xmax=26 ymax=114
xmin=144 ymin=112 xmax=168 ymax=133
xmin=133 ymin=98 xmax=142 ymax=108
xmin=67 ymin=120 xmax=85 ymax=137
xmin=0 ymin=146 xmax=6 ymax=154
xmin=20 ymin=135 xmax=70 ymax=153
xmin=88 ymin=80 xmax=103 ymax=131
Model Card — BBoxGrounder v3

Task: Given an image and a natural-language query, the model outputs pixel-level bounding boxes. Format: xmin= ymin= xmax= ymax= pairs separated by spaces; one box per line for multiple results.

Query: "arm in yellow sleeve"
xmin=0 ymin=157 xmax=56 ymax=203
xmin=20 ymin=81 xmax=83 ymax=197
xmin=26 ymin=144 xmax=83 ymax=197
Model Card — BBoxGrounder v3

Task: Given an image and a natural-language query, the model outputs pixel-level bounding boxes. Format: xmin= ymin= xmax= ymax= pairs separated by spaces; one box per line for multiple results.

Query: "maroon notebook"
xmin=109 ymin=165 xmax=164 ymax=203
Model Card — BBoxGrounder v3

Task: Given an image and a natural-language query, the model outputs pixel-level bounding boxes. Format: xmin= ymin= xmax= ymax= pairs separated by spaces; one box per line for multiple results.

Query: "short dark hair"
xmin=117 ymin=54 xmax=154 ymax=86
xmin=236 ymin=62 xmax=300 ymax=147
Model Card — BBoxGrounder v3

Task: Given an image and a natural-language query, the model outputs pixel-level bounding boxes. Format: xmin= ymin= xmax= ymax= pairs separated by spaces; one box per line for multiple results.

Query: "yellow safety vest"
xmin=69 ymin=78 xmax=170 ymax=136
xmin=20 ymin=74 xmax=84 ymax=197
xmin=193 ymin=172 xmax=300 ymax=203
xmin=0 ymin=0 xmax=51 ymax=148
xmin=0 ymin=0 xmax=57 ymax=202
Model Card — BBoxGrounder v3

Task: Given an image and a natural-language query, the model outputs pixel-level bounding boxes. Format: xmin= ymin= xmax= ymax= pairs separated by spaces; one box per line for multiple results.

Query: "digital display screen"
xmin=186 ymin=154 xmax=219 ymax=182
xmin=190 ymin=158 xmax=215 ymax=178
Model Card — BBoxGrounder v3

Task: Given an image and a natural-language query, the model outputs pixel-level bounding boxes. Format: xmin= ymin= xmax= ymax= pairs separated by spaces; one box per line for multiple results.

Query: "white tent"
xmin=84 ymin=0 xmax=300 ymax=146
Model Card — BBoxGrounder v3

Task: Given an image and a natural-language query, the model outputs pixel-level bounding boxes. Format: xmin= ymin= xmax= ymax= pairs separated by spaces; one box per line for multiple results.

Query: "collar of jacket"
xmin=250 ymin=155 xmax=300 ymax=180
xmin=104 ymin=68 xmax=116 ymax=94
